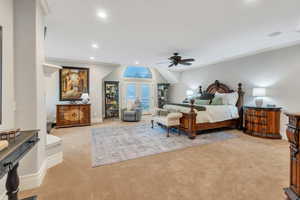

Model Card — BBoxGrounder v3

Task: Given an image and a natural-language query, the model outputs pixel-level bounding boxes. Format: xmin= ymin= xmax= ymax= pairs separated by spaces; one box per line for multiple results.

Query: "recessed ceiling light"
xmin=90 ymin=57 xmax=95 ymax=60
xmin=92 ymin=43 xmax=99 ymax=49
xmin=244 ymin=0 xmax=258 ymax=4
xmin=268 ymin=32 xmax=282 ymax=37
xmin=97 ymin=11 xmax=107 ymax=19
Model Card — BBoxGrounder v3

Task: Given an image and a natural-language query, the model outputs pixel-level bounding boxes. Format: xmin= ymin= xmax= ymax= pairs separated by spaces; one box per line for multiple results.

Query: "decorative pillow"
xmin=159 ymin=110 xmax=170 ymax=116
xmin=197 ymin=92 xmax=215 ymax=101
xmin=126 ymin=101 xmax=134 ymax=110
xmin=211 ymin=97 xmax=223 ymax=105
xmin=194 ymin=99 xmax=210 ymax=105
xmin=215 ymin=92 xmax=238 ymax=105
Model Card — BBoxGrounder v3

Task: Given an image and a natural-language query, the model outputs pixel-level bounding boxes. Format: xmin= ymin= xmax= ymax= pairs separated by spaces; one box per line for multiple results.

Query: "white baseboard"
xmin=19 ymin=160 xmax=48 ymax=191
xmin=92 ymin=117 xmax=103 ymax=124
xmin=47 ymin=152 xmax=63 ymax=169
xmin=0 ymin=192 xmax=7 ymax=200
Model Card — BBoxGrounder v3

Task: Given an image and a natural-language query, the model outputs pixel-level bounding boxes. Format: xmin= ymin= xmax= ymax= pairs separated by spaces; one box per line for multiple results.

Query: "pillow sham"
xmin=210 ymin=97 xmax=223 ymax=105
xmin=159 ymin=110 xmax=170 ymax=116
xmin=215 ymin=92 xmax=239 ymax=105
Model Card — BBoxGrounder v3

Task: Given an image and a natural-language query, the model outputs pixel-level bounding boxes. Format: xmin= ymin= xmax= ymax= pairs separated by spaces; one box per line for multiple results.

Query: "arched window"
xmin=123 ymin=66 xmax=152 ymax=79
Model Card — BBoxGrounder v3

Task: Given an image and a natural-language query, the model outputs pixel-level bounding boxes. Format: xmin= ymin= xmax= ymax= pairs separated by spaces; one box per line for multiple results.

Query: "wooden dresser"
xmin=284 ymin=113 xmax=300 ymax=200
xmin=244 ymin=106 xmax=282 ymax=139
xmin=56 ymin=104 xmax=91 ymax=128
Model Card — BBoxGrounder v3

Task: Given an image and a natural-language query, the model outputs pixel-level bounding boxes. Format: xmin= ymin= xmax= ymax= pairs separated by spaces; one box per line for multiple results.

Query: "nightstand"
xmin=243 ymin=106 xmax=282 ymax=139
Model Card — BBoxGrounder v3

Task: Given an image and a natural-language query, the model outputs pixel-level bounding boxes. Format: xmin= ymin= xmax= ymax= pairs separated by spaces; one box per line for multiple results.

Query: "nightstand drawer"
xmin=243 ymin=106 xmax=281 ymax=139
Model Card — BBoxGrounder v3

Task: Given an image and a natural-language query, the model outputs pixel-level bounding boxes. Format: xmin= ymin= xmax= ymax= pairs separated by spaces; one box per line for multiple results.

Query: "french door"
xmin=124 ymin=82 xmax=153 ymax=114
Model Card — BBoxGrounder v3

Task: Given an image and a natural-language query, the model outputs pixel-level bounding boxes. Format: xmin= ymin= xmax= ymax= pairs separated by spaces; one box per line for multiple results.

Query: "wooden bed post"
xmin=188 ymin=99 xmax=197 ymax=139
xmin=237 ymin=83 xmax=245 ymax=130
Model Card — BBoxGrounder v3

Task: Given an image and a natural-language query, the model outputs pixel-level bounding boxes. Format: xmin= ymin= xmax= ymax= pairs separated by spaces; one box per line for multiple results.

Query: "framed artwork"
xmin=59 ymin=66 xmax=89 ymax=101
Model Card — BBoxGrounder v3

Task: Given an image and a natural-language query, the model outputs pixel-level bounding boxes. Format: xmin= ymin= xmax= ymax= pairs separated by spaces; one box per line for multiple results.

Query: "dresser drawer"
xmin=243 ymin=107 xmax=281 ymax=139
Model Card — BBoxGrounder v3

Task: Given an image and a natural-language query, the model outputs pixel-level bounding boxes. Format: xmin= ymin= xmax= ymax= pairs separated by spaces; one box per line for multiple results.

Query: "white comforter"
xmin=196 ymin=105 xmax=239 ymax=123
xmin=163 ymin=104 xmax=239 ymax=123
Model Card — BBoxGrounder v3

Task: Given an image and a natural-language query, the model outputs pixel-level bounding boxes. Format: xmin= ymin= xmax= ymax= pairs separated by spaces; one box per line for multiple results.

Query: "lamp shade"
xmin=252 ymin=88 xmax=266 ymax=97
xmin=186 ymin=90 xmax=194 ymax=97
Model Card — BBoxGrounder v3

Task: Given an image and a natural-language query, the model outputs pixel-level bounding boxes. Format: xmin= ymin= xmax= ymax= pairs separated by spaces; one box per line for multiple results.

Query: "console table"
xmin=0 ymin=130 xmax=39 ymax=200
xmin=56 ymin=104 xmax=91 ymax=128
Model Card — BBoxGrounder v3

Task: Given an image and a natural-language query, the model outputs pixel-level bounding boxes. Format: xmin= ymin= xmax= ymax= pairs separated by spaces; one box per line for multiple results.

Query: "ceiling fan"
xmin=160 ymin=53 xmax=195 ymax=68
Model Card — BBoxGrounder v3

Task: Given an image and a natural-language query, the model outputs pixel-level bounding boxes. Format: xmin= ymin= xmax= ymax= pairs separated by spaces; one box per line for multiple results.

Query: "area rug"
xmin=91 ymin=124 xmax=237 ymax=167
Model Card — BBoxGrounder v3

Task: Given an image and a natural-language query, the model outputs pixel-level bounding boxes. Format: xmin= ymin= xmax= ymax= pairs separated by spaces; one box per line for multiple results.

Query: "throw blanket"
xmin=164 ymin=103 xmax=206 ymax=113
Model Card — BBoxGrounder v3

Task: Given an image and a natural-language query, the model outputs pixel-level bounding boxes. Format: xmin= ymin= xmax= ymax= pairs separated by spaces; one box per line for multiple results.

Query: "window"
xmin=123 ymin=66 xmax=152 ymax=79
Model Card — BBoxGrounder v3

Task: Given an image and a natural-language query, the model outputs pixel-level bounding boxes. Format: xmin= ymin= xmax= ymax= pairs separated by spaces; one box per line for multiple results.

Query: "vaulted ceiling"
xmin=46 ymin=0 xmax=300 ymax=71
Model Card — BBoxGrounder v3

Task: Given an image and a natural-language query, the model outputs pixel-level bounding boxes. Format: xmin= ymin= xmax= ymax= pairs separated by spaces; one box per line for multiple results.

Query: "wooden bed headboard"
xmin=197 ymin=80 xmax=245 ymax=128
xmin=198 ymin=80 xmax=244 ymax=108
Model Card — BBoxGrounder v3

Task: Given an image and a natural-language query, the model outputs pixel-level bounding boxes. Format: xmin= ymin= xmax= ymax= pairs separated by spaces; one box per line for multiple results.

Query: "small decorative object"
xmin=81 ymin=93 xmax=90 ymax=104
xmin=253 ymin=88 xmax=266 ymax=107
xmin=0 ymin=128 xmax=21 ymax=142
xmin=267 ymin=104 xmax=276 ymax=108
xmin=59 ymin=66 xmax=89 ymax=101
xmin=186 ymin=90 xmax=194 ymax=99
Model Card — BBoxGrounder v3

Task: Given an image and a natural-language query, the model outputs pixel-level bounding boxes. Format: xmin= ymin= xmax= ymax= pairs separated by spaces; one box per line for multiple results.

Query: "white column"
xmin=14 ymin=0 xmax=48 ymax=189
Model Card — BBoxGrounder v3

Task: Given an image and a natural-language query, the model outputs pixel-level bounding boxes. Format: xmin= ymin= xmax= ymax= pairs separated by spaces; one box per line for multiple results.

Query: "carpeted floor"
xmin=20 ymin=119 xmax=290 ymax=200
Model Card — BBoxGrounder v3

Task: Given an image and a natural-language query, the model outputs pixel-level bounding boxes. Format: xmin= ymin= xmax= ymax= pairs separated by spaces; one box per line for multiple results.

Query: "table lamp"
xmin=81 ymin=93 xmax=90 ymax=104
xmin=253 ymin=88 xmax=266 ymax=107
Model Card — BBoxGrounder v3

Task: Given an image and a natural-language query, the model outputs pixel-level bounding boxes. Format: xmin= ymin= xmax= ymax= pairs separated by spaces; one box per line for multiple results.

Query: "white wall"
xmin=0 ymin=0 xmax=15 ymax=131
xmin=169 ymin=44 xmax=300 ymax=137
xmin=45 ymin=58 xmax=119 ymax=123
xmin=0 ymin=0 xmax=15 ymax=198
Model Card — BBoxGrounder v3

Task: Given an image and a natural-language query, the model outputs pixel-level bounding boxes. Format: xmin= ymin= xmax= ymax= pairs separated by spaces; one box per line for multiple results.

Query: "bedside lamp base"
xmin=255 ymin=98 xmax=263 ymax=107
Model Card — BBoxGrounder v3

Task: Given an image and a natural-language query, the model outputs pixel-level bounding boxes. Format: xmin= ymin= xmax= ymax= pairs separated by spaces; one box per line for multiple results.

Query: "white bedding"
xmin=196 ymin=105 xmax=239 ymax=123
xmin=163 ymin=104 xmax=239 ymax=123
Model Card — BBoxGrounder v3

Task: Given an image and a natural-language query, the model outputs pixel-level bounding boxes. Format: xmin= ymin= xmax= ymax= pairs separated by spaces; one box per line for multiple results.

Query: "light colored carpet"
xmin=91 ymin=123 xmax=237 ymax=167
xmin=20 ymin=119 xmax=289 ymax=200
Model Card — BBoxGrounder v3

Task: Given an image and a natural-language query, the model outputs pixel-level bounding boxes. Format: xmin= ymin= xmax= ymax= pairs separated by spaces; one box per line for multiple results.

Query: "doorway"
xmin=124 ymin=82 xmax=154 ymax=114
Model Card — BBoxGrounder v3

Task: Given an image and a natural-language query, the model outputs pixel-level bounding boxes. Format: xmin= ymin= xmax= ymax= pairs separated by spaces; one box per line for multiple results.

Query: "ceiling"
xmin=45 ymin=0 xmax=300 ymax=71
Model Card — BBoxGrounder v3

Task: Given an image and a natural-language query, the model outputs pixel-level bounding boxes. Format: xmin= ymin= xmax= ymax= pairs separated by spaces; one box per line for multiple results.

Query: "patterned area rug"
xmin=91 ymin=123 xmax=237 ymax=167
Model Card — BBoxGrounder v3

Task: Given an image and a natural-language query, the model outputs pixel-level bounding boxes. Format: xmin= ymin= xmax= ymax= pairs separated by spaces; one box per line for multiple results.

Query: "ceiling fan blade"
xmin=180 ymin=62 xmax=192 ymax=66
xmin=180 ymin=58 xmax=195 ymax=62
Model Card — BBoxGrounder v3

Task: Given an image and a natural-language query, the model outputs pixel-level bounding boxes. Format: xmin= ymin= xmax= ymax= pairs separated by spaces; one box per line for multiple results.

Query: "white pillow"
xmin=215 ymin=92 xmax=239 ymax=105
xmin=127 ymin=100 xmax=134 ymax=110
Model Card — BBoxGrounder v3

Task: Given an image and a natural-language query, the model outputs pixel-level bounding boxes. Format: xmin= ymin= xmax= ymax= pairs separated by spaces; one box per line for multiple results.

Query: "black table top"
xmin=243 ymin=106 xmax=282 ymax=110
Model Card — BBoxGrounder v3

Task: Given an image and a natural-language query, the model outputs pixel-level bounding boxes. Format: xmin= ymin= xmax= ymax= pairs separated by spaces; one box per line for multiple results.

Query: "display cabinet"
xmin=105 ymin=81 xmax=119 ymax=118
xmin=157 ymin=83 xmax=170 ymax=108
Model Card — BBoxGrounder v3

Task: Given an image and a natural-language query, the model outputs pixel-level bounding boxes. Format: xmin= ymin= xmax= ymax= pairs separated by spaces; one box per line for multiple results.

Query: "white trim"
xmin=0 ymin=191 xmax=7 ymax=200
xmin=46 ymin=57 xmax=120 ymax=68
xmin=39 ymin=0 xmax=50 ymax=15
xmin=19 ymin=160 xmax=48 ymax=191
xmin=92 ymin=117 xmax=103 ymax=124
xmin=47 ymin=152 xmax=63 ymax=169
xmin=43 ymin=63 xmax=62 ymax=77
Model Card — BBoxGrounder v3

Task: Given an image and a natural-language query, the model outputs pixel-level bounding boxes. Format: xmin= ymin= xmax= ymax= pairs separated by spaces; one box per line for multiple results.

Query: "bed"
xmin=166 ymin=80 xmax=244 ymax=139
